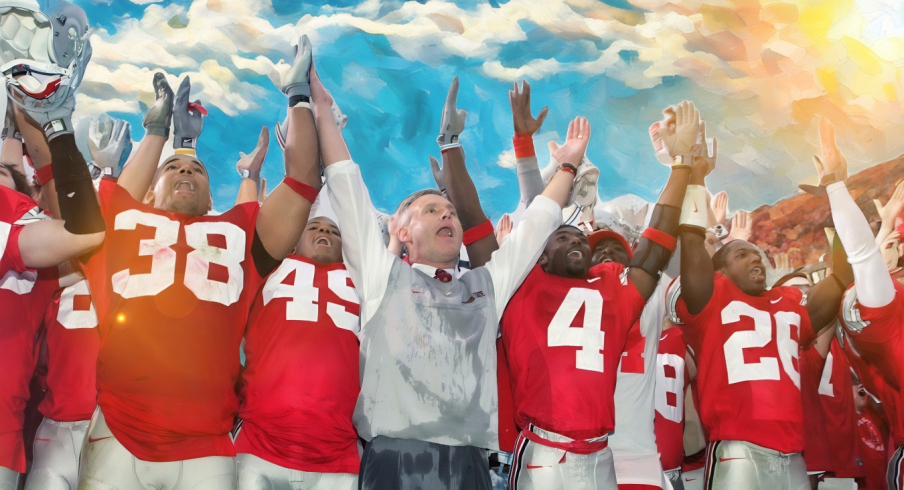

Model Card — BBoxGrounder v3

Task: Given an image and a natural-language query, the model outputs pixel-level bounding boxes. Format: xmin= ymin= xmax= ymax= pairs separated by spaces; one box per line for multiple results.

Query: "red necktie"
xmin=434 ymin=269 xmax=453 ymax=283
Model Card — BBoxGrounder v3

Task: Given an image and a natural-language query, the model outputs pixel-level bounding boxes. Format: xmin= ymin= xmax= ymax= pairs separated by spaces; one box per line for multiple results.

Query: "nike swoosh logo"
xmin=88 ymin=436 xmax=111 ymax=443
xmin=685 ymin=478 xmax=696 ymax=482
xmin=34 ymin=438 xmax=51 ymax=442
xmin=770 ymin=298 xmax=781 ymax=304
xmin=526 ymin=464 xmax=545 ymax=469
xmin=412 ymin=290 xmax=422 ymax=294
xmin=719 ymin=457 xmax=743 ymax=463
xmin=587 ymin=277 xmax=600 ymax=283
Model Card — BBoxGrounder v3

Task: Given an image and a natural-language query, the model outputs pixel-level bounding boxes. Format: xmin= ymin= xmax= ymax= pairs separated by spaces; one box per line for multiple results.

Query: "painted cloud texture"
xmin=68 ymin=0 xmax=904 ymax=218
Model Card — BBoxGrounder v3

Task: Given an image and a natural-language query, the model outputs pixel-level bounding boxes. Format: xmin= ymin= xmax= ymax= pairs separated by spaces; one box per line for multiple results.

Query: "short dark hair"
xmin=0 ymin=163 xmax=32 ymax=197
xmin=711 ymin=240 xmax=738 ymax=271
xmin=396 ymin=189 xmax=445 ymax=226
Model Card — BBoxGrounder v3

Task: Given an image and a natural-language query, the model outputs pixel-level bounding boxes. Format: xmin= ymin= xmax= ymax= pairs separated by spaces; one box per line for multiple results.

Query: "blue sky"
xmin=55 ymin=0 xmax=904 ymax=218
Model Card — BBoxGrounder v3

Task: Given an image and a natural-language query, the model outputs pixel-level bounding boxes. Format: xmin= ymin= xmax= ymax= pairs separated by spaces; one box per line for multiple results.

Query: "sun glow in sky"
xmin=51 ymin=0 xmax=904 ymax=217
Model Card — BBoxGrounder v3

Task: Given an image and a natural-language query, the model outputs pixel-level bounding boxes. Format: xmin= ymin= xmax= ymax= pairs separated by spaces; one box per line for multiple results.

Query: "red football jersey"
xmin=80 ymin=179 xmax=264 ymax=462
xmin=38 ymin=279 xmax=99 ymax=422
xmin=799 ymin=345 xmax=832 ymax=472
xmin=839 ymin=326 xmax=901 ymax=447
xmin=858 ymin=404 xmax=890 ymax=490
xmin=0 ymin=186 xmax=57 ymax=472
xmin=501 ymin=263 xmax=645 ymax=440
xmin=235 ymin=254 xmax=360 ymax=473
xmin=654 ymin=327 xmax=688 ymax=472
xmin=818 ymin=338 xmax=863 ymax=478
xmin=667 ymin=273 xmax=814 ymax=453
xmin=841 ymin=281 xmax=904 ymax=448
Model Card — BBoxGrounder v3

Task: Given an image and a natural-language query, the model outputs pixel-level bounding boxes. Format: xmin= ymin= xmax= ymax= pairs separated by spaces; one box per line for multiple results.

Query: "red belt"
xmin=521 ymin=425 xmax=608 ymax=455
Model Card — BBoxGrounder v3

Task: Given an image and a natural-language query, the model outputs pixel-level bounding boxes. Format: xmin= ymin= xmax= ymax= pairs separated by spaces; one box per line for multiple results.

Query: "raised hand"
xmin=143 ymin=72 xmax=174 ymax=138
xmin=172 ymin=77 xmax=206 ymax=151
xmin=281 ymin=34 xmax=313 ymax=99
xmin=88 ymin=116 xmax=132 ymax=178
xmin=309 ymin=63 xmax=335 ymax=111
xmin=236 ymin=126 xmax=269 ymax=181
xmin=437 ymin=76 xmax=467 ymax=147
xmin=879 ymin=230 xmax=902 ymax=270
xmin=429 ymin=155 xmax=446 ymax=195
xmin=772 ymin=252 xmax=790 ymax=272
xmin=655 ymin=100 xmax=701 ymax=165
xmin=817 ymin=118 xmax=847 ymax=183
xmin=496 ymin=213 xmax=513 ymax=245
xmin=727 ymin=210 xmax=752 ymax=242
xmin=551 ymin=116 xmax=591 ymax=166
xmin=509 ymin=80 xmax=548 ymax=135
xmin=695 ymin=120 xmax=717 ymax=176
xmin=874 ymin=180 xmax=904 ymax=232
xmin=711 ymin=191 xmax=728 ymax=224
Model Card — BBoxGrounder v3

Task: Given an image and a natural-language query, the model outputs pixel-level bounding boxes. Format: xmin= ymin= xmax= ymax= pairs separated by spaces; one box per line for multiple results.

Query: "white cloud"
xmin=130 ymin=0 xmax=163 ymax=4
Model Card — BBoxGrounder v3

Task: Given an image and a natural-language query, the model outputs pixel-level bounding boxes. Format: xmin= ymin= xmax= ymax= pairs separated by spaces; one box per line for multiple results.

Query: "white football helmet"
xmin=0 ymin=0 xmax=91 ymax=111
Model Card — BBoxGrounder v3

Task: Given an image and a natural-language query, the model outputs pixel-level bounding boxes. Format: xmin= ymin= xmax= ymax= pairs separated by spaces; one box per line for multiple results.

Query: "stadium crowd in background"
xmin=1 ymin=1 xmax=903 ymax=490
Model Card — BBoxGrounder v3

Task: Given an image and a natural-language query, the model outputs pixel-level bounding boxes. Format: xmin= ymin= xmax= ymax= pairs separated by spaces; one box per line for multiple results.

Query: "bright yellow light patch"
xmin=117 ymin=314 xmax=126 ymax=323
xmin=843 ymin=36 xmax=884 ymax=76
xmin=817 ymin=67 xmax=838 ymax=93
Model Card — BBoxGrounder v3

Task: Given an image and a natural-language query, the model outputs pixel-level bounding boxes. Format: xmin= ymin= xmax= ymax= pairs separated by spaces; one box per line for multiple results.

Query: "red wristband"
xmin=641 ymin=227 xmax=677 ymax=252
xmin=513 ymin=133 xmax=535 ymax=159
xmin=283 ymin=177 xmax=319 ymax=204
xmin=462 ymin=219 xmax=494 ymax=245
xmin=35 ymin=164 xmax=54 ymax=186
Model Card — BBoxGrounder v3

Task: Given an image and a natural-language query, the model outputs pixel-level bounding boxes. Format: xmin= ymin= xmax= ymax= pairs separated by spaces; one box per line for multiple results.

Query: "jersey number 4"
xmin=262 ymin=259 xmax=360 ymax=333
xmin=722 ymin=301 xmax=801 ymax=388
xmin=548 ymin=288 xmax=605 ymax=373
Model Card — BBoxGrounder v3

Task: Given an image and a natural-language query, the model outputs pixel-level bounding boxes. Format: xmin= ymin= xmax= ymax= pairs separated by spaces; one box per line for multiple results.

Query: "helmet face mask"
xmin=0 ymin=0 xmax=90 ymax=112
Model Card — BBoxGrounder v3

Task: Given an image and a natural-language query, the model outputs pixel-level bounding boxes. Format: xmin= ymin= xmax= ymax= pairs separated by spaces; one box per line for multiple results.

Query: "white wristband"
xmin=679 ymin=185 xmax=709 ymax=230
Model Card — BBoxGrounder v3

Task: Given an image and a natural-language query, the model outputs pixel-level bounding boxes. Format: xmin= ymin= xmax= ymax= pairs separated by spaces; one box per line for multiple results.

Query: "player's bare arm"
xmin=14 ymin=105 xmax=60 ymax=219
xmin=8 ymin=40 xmax=106 ymax=264
xmin=116 ymin=73 xmax=172 ymax=201
xmin=256 ymin=35 xmax=321 ymax=263
xmin=432 ymin=77 xmax=497 ymax=268
xmin=646 ymin=101 xmax=712 ymax=307
xmin=234 ymin=126 xmax=268 ymax=206
xmin=678 ymin=151 xmax=716 ymax=315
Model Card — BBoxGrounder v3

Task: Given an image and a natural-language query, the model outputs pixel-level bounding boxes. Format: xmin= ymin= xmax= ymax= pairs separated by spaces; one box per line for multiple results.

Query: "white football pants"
xmin=77 ymin=407 xmax=235 ymax=490
xmin=25 ymin=418 xmax=89 ymax=490
xmin=236 ymin=453 xmax=356 ymax=490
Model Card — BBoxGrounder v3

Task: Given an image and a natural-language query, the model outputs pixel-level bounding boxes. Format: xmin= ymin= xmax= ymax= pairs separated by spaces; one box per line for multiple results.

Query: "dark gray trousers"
xmin=359 ymin=436 xmax=492 ymax=490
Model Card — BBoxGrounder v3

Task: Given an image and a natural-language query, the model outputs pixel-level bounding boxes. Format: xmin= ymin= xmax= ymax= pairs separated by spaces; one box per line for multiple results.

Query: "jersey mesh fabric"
xmin=80 ymin=179 xmax=263 ymax=462
xmin=236 ymin=254 xmax=360 ymax=473
xmin=501 ymin=263 xmax=645 ymax=440
xmin=799 ymin=345 xmax=831 ymax=472
xmin=0 ymin=186 xmax=57 ymax=472
xmin=654 ymin=327 xmax=688 ymax=471
xmin=667 ymin=273 xmax=814 ymax=453
xmin=38 ymin=280 xmax=99 ymax=422
xmin=818 ymin=338 xmax=863 ymax=478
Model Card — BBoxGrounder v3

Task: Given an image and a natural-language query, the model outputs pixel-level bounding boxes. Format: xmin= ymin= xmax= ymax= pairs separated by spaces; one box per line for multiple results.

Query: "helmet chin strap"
xmin=14 ymin=73 xmax=61 ymax=99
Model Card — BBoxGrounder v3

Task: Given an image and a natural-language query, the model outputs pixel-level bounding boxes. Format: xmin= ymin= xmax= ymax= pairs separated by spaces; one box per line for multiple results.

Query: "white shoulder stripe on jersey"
xmin=841 ymin=287 xmax=870 ymax=333
xmin=666 ymin=278 xmax=683 ymax=325
xmin=14 ymin=206 xmax=49 ymax=225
